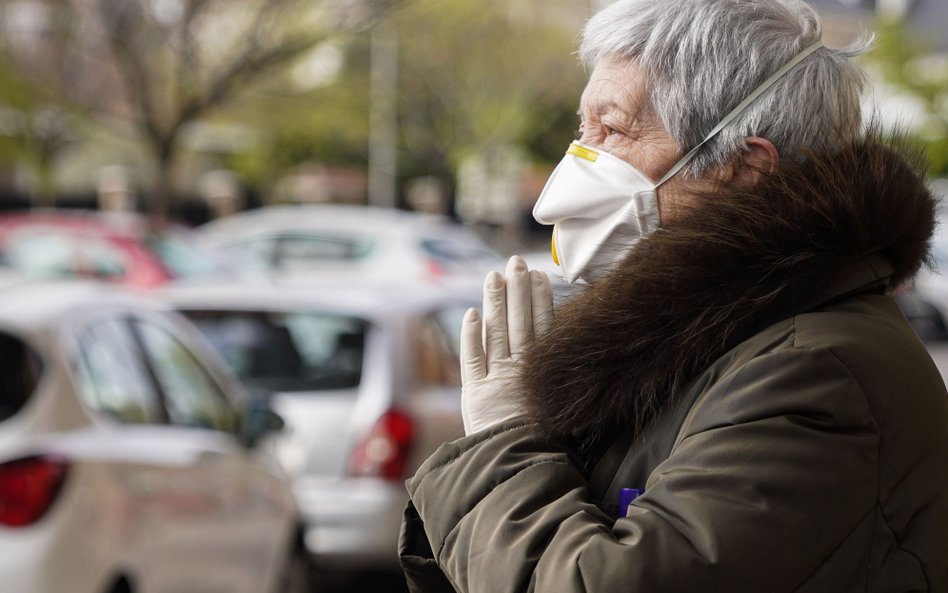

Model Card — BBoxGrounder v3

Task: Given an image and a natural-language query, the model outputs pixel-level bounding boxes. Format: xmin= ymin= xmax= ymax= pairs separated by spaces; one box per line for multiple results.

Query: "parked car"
xmin=195 ymin=205 xmax=502 ymax=287
xmin=895 ymin=212 xmax=948 ymax=341
xmin=0 ymin=210 xmax=230 ymax=288
xmin=0 ymin=281 xmax=306 ymax=593
xmin=163 ymin=280 xmax=477 ymax=571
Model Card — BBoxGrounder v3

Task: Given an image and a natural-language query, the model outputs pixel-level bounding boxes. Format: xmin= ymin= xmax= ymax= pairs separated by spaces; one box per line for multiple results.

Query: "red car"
xmin=0 ymin=210 xmax=226 ymax=288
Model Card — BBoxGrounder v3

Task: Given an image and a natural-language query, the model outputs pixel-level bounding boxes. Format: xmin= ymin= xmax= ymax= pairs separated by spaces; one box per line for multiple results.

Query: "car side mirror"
xmin=240 ymin=399 xmax=285 ymax=448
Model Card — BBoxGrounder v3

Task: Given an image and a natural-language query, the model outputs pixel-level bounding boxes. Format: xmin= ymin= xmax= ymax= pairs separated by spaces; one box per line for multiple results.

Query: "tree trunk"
xmin=31 ymin=151 xmax=57 ymax=208
xmin=148 ymin=141 xmax=174 ymax=232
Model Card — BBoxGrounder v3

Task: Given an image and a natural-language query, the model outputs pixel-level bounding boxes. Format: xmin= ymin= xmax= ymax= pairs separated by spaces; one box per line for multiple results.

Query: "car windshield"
xmin=181 ymin=309 xmax=367 ymax=395
xmin=0 ymin=331 xmax=43 ymax=423
xmin=147 ymin=234 xmax=226 ymax=279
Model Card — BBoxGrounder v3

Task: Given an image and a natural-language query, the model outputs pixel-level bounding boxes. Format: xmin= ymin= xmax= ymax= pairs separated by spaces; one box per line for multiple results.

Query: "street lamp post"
xmin=368 ymin=19 xmax=398 ymax=210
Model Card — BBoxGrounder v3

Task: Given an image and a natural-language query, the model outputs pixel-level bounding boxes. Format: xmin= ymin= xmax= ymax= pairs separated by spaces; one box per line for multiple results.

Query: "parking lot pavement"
xmin=312 ymin=569 xmax=409 ymax=593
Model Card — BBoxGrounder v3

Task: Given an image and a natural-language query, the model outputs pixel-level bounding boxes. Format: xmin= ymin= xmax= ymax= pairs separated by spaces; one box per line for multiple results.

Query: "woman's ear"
xmin=733 ymin=137 xmax=779 ymax=187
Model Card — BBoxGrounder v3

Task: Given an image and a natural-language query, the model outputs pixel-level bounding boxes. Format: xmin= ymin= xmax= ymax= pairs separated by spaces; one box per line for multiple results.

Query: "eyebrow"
xmin=577 ymin=101 xmax=632 ymax=120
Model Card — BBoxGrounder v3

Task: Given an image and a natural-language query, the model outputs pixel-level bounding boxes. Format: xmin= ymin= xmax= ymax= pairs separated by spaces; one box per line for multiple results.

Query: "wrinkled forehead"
xmin=579 ymin=57 xmax=651 ymax=119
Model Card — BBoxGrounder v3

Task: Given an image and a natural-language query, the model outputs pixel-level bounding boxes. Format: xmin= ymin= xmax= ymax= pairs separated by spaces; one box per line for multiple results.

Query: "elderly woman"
xmin=399 ymin=0 xmax=948 ymax=591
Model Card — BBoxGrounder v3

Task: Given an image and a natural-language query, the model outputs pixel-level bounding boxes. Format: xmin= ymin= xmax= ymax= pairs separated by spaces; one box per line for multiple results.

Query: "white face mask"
xmin=532 ymin=142 xmax=663 ymax=284
xmin=533 ymin=41 xmax=824 ymax=285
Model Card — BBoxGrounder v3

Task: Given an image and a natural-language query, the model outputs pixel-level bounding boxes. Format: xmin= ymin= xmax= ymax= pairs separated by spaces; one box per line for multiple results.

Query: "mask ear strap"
xmin=655 ymin=40 xmax=824 ymax=188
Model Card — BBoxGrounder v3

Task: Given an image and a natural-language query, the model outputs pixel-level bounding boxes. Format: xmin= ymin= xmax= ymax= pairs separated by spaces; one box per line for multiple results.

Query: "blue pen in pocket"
xmin=618 ymin=488 xmax=644 ymax=518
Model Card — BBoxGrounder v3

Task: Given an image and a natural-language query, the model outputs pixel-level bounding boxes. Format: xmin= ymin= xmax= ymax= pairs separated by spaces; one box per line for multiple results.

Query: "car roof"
xmin=0 ymin=209 xmax=190 ymax=240
xmin=196 ymin=205 xmax=470 ymax=244
xmin=161 ymin=279 xmax=478 ymax=321
xmin=0 ymin=279 xmax=157 ymax=334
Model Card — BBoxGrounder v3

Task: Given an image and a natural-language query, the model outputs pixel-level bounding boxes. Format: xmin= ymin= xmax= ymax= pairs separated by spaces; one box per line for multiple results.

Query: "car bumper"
xmin=0 ymin=525 xmax=103 ymax=593
xmin=295 ymin=477 xmax=406 ymax=569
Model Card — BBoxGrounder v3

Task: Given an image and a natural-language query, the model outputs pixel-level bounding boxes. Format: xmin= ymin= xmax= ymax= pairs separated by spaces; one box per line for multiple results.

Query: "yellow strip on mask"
xmin=551 ymin=233 xmax=560 ymax=265
xmin=567 ymin=143 xmax=599 ymax=163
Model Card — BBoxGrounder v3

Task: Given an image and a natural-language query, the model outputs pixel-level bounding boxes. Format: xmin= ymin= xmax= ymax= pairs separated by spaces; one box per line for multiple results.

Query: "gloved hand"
xmin=461 ymin=255 xmax=554 ymax=435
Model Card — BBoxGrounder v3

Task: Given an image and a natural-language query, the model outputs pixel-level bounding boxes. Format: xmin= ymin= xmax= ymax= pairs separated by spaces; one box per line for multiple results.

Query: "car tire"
xmin=106 ymin=576 xmax=133 ymax=593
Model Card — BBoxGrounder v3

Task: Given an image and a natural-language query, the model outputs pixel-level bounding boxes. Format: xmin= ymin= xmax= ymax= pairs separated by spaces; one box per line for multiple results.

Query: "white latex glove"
xmin=461 ymin=255 xmax=554 ymax=435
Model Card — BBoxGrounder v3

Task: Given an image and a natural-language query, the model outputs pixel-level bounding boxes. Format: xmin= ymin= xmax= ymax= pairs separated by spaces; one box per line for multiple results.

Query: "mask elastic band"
xmin=655 ymin=40 xmax=824 ymax=187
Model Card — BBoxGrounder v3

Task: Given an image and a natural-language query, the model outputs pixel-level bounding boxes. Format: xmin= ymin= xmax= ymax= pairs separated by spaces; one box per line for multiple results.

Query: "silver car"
xmin=164 ymin=281 xmax=475 ymax=571
xmin=195 ymin=205 xmax=502 ymax=288
xmin=0 ymin=279 xmax=306 ymax=593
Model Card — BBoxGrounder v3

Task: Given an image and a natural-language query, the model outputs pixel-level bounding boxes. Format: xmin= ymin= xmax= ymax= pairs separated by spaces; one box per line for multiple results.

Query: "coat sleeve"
xmin=399 ymin=347 xmax=880 ymax=593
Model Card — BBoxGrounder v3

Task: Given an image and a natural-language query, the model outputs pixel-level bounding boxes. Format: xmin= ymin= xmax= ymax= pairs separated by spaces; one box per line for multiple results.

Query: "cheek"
xmin=606 ymin=139 xmax=657 ymax=175
xmin=614 ymin=139 xmax=681 ymax=182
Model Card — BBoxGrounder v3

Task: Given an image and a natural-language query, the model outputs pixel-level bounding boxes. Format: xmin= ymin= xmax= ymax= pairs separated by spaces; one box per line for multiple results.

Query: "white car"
xmin=0 ymin=281 xmax=306 ymax=593
xmin=195 ymin=205 xmax=502 ymax=288
xmin=895 ymin=212 xmax=948 ymax=340
xmin=164 ymin=280 xmax=476 ymax=571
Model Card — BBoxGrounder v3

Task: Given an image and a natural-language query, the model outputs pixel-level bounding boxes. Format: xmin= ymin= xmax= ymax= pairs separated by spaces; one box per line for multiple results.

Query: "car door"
xmin=128 ymin=311 xmax=292 ymax=593
xmin=71 ymin=311 xmax=221 ymax=592
xmin=71 ymin=309 xmax=291 ymax=593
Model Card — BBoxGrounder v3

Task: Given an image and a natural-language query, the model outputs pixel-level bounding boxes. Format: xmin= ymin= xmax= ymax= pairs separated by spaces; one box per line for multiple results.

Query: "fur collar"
xmin=518 ymin=137 xmax=938 ymax=445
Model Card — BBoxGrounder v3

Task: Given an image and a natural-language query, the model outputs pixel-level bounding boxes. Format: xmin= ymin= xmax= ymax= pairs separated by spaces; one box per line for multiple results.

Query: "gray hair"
xmin=580 ymin=0 xmax=872 ymax=177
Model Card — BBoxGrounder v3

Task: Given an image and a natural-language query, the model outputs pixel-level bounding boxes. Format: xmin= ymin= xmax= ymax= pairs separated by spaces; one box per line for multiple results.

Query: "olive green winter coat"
xmin=400 ymin=140 xmax=948 ymax=592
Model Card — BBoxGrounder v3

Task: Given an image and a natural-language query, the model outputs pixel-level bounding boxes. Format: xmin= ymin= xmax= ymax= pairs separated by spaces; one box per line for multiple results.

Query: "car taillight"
xmin=0 ymin=456 xmax=69 ymax=527
xmin=347 ymin=409 xmax=414 ymax=480
xmin=425 ymin=258 xmax=445 ymax=280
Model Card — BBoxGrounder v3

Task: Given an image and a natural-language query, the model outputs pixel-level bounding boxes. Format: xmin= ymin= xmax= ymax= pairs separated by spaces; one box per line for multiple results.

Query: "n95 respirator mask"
xmin=532 ymin=142 xmax=660 ymax=284
xmin=533 ymin=41 xmax=825 ymax=285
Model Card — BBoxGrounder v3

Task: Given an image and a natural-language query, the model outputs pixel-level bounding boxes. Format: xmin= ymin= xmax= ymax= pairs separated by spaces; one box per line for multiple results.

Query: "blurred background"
xmin=0 ymin=1 xmax=945 ymax=592
xmin=0 ymin=0 xmax=945 ymax=238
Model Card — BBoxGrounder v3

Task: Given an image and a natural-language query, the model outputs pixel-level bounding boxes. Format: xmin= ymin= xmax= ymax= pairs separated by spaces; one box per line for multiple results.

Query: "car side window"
xmin=133 ymin=319 xmax=237 ymax=432
xmin=412 ymin=306 xmax=467 ymax=387
xmin=6 ymin=231 xmax=78 ymax=278
xmin=276 ymin=235 xmax=373 ymax=268
xmin=220 ymin=238 xmax=278 ymax=271
xmin=75 ymin=317 xmax=164 ymax=424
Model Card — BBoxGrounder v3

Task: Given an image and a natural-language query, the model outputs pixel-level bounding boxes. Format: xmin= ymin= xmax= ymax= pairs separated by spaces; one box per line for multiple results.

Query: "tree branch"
xmin=95 ymin=0 xmax=166 ymax=144
xmin=175 ymin=31 xmax=326 ymax=128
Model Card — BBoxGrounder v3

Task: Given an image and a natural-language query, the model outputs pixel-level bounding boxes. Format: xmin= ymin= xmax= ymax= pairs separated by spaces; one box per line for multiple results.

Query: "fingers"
xmin=460 ymin=308 xmax=487 ymax=386
xmin=505 ymin=256 xmax=533 ymax=356
xmin=530 ymin=270 xmax=554 ymax=334
xmin=482 ymin=270 xmax=510 ymax=366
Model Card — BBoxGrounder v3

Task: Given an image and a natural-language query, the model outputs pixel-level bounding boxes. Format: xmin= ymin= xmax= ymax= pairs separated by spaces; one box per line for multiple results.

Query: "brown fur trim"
xmin=518 ymin=136 xmax=937 ymax=446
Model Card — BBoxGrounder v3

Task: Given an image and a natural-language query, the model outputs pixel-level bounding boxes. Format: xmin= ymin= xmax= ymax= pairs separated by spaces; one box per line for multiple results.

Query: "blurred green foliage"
xmin=867 ymin=19 xmax=948 ymax=177
xmin=394 ymin=0 xmax=584 ymax=177
xmin=0 ymin=51 xmax=75 ymax=202
xmin=0 ymin=0 xmax=587 ymax=209
xmin=223 ymin=0 xmax=586 ymax=198
xmin=222 ymin=38 xmax=373 ymax=188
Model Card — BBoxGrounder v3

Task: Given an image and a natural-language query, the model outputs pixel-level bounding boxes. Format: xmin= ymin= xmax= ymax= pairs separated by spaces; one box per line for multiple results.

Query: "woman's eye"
xmin=604 ymin=126 xmax=620 ymax=137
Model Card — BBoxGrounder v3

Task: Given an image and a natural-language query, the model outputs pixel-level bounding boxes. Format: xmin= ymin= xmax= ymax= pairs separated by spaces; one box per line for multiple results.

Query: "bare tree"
xmin=88 ymin=0 xmax=337 ymax=226
xmin=0 ymin=0 xmax=114 ymax=203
